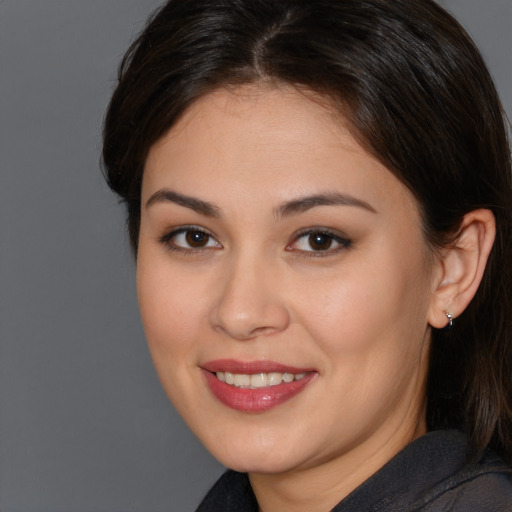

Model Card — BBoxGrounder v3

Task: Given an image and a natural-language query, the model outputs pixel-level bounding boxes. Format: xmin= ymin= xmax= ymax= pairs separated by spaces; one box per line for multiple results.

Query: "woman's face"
xmin=137 ymin=86 xmax=438 ymax=477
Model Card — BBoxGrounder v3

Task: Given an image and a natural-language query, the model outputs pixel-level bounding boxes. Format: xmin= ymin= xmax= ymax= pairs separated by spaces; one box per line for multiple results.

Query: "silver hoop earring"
xmin=445 ymin=312 xmax=454 ymax=330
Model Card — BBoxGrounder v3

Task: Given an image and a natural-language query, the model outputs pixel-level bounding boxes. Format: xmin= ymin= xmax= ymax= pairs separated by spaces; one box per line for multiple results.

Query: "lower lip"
xmin=202 ymin=370 xmax=317 ymax=412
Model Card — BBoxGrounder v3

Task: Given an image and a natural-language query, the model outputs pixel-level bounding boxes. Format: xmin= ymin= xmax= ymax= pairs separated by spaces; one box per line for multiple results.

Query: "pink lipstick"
xmin=201 ymin=359 xmax=317 ymax=412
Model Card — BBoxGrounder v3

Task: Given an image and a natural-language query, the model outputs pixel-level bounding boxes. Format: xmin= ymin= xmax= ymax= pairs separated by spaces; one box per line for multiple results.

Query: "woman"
xmin=102 ymin=0 xmax=512 ymax=510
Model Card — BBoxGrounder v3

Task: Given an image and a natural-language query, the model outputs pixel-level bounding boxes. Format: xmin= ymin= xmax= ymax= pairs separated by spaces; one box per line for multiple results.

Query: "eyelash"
xmin=158 ymin=225 xmax=221 ymax=254
xmin=158 ymin=226 xmax=352 ymax=256
xmin=287 ymin=228 xmax=352 ymax=257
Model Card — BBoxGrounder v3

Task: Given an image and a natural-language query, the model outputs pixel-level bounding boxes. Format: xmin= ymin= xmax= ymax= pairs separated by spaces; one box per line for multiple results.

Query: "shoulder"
xmin=335 ymin=430 xmax=512 ymax=512
xmin=411 ymin=450 xmax=512 ymax=511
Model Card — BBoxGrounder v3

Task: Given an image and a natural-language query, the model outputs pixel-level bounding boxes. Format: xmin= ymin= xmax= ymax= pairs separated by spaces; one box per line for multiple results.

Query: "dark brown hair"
xmin=102 ymin=0 xmax=512 ymax=461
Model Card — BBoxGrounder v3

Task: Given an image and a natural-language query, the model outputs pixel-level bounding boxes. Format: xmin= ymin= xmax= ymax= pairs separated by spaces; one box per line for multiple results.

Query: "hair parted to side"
xmin=102 ymin=0 xmax=512 ymax=461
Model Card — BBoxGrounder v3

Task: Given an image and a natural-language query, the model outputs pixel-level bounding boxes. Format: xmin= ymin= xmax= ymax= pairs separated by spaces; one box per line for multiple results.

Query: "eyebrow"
xmin=146 ymin=189 xmax=221 ymax=217
xmin=276 ymin=192 xmax=377 ymax=218
xmin=145 ymin=188 xmax=376 ymax=218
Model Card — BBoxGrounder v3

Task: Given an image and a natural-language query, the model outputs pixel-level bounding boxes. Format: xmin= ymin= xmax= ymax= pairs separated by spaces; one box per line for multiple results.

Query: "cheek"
xmin=292 ymin=246 xmax=432 ymax=361
xmin=136 ymin=256 xmax=210 ymax=356
xmin=136 ymin=257 xmax=213 ymax=410
xmin=292 ymin=262 xmax=430 ymax=435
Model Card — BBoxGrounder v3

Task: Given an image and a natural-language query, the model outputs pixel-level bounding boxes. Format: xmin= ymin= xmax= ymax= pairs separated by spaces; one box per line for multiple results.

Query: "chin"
xmin=200 ymin=429 xmax=308 ymax=474
xmin=217 ymin=451 xmax=298 ymax=475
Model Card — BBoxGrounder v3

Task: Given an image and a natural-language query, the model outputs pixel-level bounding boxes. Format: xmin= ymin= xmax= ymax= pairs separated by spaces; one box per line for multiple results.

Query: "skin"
xmin=137 ymin=85 xmax=444 ymax=512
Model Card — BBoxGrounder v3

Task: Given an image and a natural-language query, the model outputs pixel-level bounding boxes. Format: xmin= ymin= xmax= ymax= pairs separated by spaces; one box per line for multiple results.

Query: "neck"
xmin=249 ymin=413 xmax=426 ymax=512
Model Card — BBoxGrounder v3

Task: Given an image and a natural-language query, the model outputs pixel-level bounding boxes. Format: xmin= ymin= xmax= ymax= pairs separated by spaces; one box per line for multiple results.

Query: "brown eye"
xmin=289 ymin=229 xmax=351 ymax=255
xmin=160 ymin=227 xmax=222 ymax=251
xmin=185 ymin=230 xmax=210 ymax=247
xmin=308 ymin=233 xmax=333 ymax=251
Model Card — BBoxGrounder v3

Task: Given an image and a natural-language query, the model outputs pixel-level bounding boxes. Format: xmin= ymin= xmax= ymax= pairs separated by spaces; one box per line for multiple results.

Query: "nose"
xmin=209 ymin=254 xmax=290 ymax=341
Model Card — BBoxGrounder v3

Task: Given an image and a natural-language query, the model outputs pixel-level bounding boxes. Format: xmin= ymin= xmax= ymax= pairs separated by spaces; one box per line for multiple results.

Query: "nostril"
xmin=250 ymin=326 xmax=282 ymax=338
xmin=212 ymin=323 xmax=278 ymax=341
xmin=211 ymin=306 xmax=290 ymax=341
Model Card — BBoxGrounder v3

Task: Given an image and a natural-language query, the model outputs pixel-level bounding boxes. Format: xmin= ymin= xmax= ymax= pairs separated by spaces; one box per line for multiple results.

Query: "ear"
xmin=428 ymin=209 xmax=496 ymax=329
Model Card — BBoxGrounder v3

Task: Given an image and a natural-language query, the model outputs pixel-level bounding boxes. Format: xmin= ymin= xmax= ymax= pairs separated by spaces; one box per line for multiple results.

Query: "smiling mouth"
xmin=215 ymin=371 xmax=308 ymax=389
xmin=202 ymin=363 xmax=317 ymax=412
xmin=201 ymin=359 xmax=317 ymax=412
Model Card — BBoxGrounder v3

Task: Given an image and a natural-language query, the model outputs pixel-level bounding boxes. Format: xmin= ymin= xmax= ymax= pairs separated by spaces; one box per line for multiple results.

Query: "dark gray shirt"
xmin=196 ymin=430 xmax=512 ymax=511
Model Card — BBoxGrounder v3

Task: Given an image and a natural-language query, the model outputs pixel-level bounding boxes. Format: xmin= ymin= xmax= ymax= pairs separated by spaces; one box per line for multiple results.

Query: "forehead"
xmin=150 ymin=84 xmax=351 ymax=158
xmin=142 ymin=85 xmax=417 ymax=218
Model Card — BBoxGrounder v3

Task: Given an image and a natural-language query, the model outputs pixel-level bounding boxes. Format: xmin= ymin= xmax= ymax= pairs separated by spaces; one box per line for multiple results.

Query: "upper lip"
xmin=201 ymin=359 xmax=316 ymax=374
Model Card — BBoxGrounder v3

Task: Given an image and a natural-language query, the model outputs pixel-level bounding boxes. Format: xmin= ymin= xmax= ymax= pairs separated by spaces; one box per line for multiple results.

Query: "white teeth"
xmin=267 ymin=372 xmax=282 ymax=386
xmin=250 ymin=373 xmax=268 ymax=388
xmin=215 ymin=371 xmax=307 ymax=388
xmin=232 ymin=374 xmax=250 ymax=387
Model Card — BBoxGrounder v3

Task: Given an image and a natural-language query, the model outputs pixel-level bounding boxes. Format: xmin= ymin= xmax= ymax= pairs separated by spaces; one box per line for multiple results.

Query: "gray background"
xmin=0 ymin=1 xmax=510 ymax=511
